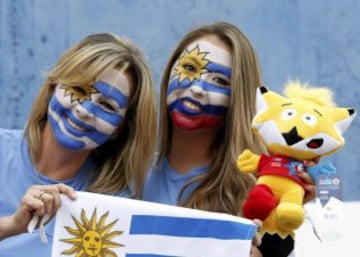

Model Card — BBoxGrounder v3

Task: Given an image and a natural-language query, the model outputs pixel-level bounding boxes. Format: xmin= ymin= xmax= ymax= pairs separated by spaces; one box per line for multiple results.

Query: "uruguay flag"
xmin=52 ymin=192 xmax=257 ymax=257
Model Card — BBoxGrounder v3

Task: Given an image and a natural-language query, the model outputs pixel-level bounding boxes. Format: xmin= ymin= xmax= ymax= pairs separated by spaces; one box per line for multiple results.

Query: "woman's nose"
xmin=190 ymin=84 xmax=206 ymax=97
xmin=75 ymin=103 xmax=94 ymax=119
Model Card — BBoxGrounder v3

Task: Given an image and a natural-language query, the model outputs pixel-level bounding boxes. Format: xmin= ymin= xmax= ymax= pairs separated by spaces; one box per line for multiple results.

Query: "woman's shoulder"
xmin=0 ymin=128 xmax=23 ymax=143
xmin=0 ymin=129 xmax=24 ymax=165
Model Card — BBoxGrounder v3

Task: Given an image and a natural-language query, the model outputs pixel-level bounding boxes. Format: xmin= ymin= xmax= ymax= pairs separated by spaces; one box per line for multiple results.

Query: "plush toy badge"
xmin=237 ymin=80 xmax=356 ymax=257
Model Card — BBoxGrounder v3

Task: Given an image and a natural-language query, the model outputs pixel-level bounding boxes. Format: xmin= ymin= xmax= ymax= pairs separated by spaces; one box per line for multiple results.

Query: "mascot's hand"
xmin=237 ymin=149 xmax=260 ymax=173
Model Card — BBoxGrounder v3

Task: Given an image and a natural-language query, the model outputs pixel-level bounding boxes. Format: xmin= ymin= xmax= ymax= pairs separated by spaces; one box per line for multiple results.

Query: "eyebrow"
xmin=314 ymin=109 xmax=322 ymax=116
xmin=94 ymin=81 xmax=128 ymax=108
xmin=205 ymin=62 xmax=232 ymax=78
xmin=281 ymin=103 xmax=323 ymax=117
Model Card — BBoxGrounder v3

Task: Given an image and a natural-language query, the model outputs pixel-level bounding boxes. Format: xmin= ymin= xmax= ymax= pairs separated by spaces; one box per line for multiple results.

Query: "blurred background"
xmin=0 ymin=0 xmax=359 ymax=200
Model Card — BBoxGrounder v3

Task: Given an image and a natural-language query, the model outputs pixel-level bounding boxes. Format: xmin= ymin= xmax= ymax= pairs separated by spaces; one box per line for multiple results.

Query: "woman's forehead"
xmin=184 ymin=39 xmax=232 ymax=68
xmin=96 ymin=69 xmax=131 ymax=96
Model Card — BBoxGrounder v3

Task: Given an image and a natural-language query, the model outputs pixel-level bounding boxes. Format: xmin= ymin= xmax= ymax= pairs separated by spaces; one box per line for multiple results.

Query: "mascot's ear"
xmin=256 ymin=86 xmax=287 ymax=114
xmin=334 ymin=108 xmax=356 ymax=135
xmin=256 ymin=86 xmax=268 ymax=113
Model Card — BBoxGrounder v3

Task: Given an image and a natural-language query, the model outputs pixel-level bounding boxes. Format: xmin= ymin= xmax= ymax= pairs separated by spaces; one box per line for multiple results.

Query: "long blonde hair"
xmin=158 ymin=22 xmax=264 ymax=215
xmin=25 ymin=33 xmax=157 ymax=198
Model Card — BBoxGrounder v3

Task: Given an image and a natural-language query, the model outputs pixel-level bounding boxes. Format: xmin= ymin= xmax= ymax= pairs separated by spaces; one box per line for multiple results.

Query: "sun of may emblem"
xmin=60 ymin=208 xmax=123 ymax=257
xmin=173 ymin=45 xmax=210 ymax=83
xmin=61 ymin=84 xmax=98 ymax=103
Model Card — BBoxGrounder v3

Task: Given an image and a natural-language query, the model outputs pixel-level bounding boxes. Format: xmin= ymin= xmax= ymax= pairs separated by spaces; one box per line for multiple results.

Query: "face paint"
xmin=48 ymin=69 xmax=131 ymax=150
xmin=167 ymin=40 xmax=232 ymax=131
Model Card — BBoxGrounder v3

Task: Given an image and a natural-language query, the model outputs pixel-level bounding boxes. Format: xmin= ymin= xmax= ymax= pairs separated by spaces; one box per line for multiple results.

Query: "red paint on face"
xmin=171 ymin=111 xmax=224 ymax=131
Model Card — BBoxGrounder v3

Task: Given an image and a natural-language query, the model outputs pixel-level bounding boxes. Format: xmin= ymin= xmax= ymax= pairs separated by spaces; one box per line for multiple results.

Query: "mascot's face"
xmin=253 ymin=86 xmax=356 ymax=160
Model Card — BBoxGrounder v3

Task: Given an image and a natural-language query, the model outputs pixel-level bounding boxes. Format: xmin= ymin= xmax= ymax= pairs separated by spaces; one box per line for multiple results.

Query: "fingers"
xmin=20 ymin=193 xmax=45 ymax=217
xmin=251 ymin=219 xmax=262 ymax=247
xmin=303 ymin=184 xmax=316 ymax=204
xmin=253 ymin=218 xmax=263 ymax=228
xmin=296 ymin=171 xmax=316 ymax=204
xmin=23 ymin=184 xmax=76 ymax=217
xmin=12 ymin=184 xmax=76 ymax=234
xmin=56 ymin=183 xmax=77 ymax=200
xmin=296 ymin=169 xmax=315 ymax=185
xmin=296 ymin=165 xmax=316 ymax=204
xmin=38 ymin=191 xmax=55 ymax=215
xmin=250 ymin=246 xmax=263 ymax=257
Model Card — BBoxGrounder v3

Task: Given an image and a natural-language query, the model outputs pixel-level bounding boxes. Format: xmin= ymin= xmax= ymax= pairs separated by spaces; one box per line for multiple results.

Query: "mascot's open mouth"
xmin=306 ymin=138 xmax=324 ymax=149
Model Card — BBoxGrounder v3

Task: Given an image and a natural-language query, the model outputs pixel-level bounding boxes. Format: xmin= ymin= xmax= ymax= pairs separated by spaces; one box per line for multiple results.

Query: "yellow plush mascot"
xmin=237 ymin=80 xmax=356 ymax=257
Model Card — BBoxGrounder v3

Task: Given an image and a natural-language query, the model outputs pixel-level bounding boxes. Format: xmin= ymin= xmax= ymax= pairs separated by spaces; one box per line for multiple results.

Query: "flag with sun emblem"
xmin=52 ymin=192 xmax=257 ymax=257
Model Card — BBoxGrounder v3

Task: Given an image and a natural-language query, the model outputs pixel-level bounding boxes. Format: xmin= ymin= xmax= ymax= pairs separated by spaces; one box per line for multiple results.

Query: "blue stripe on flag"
xmin=126 ymin=254 xmax=179 ymax=257
xmin=129 ymin=215 xmax=255 ymax=240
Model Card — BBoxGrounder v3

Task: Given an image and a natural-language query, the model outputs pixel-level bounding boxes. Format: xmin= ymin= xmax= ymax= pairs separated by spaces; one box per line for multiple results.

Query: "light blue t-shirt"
xmin=0 ymin=128 xmax=129 ymax=256
xmin=143 ymin=157 xmax=208 ymax=205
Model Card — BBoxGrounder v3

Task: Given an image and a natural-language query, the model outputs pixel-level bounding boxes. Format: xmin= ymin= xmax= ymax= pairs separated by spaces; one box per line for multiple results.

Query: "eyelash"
xmin=183 ymin=64 xmax=197 ymax=73
xmin=99 ymin=101 xmax=116 ymax=112
xmin=213 ymin=77 xmax=229 ymax=86
xmin=181 ymin=64 xmax=231 ymax=87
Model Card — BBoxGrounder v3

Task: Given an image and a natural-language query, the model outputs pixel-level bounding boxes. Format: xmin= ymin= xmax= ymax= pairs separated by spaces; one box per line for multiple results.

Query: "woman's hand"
xmin=250 ymin=219 xmax=263 ymax=257
xmin=11 ymin=183 xmax=76 ymax=235
xmin=297 ymin=158 xmax=320 ymax=204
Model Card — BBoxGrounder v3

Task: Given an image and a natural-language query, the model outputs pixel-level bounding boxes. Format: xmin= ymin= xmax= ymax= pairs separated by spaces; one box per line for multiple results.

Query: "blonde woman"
xmin=0 ymin=33 xmax=157 ymax=255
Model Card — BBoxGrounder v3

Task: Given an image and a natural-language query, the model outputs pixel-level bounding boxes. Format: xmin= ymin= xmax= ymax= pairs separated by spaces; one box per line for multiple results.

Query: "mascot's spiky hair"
xmin=284 ymin=79 xmax=335 ymax=107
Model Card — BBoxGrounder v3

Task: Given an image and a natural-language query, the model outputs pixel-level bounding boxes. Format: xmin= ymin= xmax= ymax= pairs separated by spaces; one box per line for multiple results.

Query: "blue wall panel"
xmin=0 ymin=0 xmax=359 ymax=200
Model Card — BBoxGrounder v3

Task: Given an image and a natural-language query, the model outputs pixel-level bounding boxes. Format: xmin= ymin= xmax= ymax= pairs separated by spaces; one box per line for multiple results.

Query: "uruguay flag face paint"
xmin=48 ymin=70 xmax=131 ymax=150
xmin=167 ymin=39 xmax=232 ymax=131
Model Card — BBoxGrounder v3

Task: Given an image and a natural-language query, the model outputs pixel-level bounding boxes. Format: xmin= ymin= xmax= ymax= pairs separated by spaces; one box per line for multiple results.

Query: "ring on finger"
xmin=37 ymin=191 xmax=48 ymax=201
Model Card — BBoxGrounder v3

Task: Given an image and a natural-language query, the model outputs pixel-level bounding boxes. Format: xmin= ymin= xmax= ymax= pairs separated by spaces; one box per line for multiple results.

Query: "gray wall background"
xmin=0 ymin=0 xmax=359 ymax=200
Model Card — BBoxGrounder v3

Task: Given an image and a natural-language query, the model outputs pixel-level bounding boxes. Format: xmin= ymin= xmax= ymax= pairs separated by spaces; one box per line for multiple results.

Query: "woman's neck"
xmin=35 ymin=123 xmax=91 ymax=180
xmin=168 ymin=127 xmax=216 ymax=174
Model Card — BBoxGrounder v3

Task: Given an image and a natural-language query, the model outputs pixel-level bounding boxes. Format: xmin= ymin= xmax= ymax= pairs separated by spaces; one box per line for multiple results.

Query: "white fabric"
xmin=295 ymin=201 xmax=358 ymax=256
xmin=52 ymin=192 xmax=257 ymax=257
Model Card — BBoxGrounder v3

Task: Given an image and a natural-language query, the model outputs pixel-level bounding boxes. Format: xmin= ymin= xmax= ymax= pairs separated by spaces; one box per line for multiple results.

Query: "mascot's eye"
xmin=281 ymin=108 xmax=297 ymax=120
xmin=302 ymin=113 xmax=317 ymax=126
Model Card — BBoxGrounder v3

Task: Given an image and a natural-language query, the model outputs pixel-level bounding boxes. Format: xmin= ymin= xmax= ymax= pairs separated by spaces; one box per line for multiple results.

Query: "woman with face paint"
xmin=0 ymin=33 xmax=157 ymax=255
xmin=143 ymin=22 xmax=316 ymax=257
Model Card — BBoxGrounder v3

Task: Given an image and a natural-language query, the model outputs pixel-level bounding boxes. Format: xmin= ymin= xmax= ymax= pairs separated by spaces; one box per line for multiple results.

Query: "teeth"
xmin=66 ymin=117 xmax=87 ymax=132
xmin=183 ymin=100 xmax=201 ymax=111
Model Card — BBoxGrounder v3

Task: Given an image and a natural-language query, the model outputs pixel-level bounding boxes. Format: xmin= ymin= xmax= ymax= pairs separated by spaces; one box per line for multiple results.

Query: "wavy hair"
xmin=25 ymin=33 xmax=157 ymax=198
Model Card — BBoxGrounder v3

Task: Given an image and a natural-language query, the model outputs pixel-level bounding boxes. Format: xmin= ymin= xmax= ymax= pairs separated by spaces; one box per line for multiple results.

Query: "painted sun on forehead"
xmin=185 ymin=40 xmax=232 ymax=68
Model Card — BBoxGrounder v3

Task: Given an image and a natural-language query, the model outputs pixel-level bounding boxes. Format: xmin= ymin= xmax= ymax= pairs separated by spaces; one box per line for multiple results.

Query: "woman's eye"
xmin=213 ymin=77 xmax=230 ymax=86
xmin=100 ymin=101 xmax=116 ymax=112
xmin=72 ymin=86 xmax=87 ymax=96
xmin=183 ymin=64 xmax=197 ymax=73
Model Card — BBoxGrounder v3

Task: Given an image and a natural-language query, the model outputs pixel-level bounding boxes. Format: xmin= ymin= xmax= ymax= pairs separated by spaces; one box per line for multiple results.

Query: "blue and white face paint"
xmin=167 ymin=39 xmax=232 ymax=131
xmin=48 ymin=69 xmax=132 ymax=150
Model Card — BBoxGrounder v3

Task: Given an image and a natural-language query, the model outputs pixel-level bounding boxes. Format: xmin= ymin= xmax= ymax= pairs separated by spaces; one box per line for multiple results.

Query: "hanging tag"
xmin=315 ymin=173 xmax=344 ymax=241
xmin=316 ymin=173 xmax=343 ymax=222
